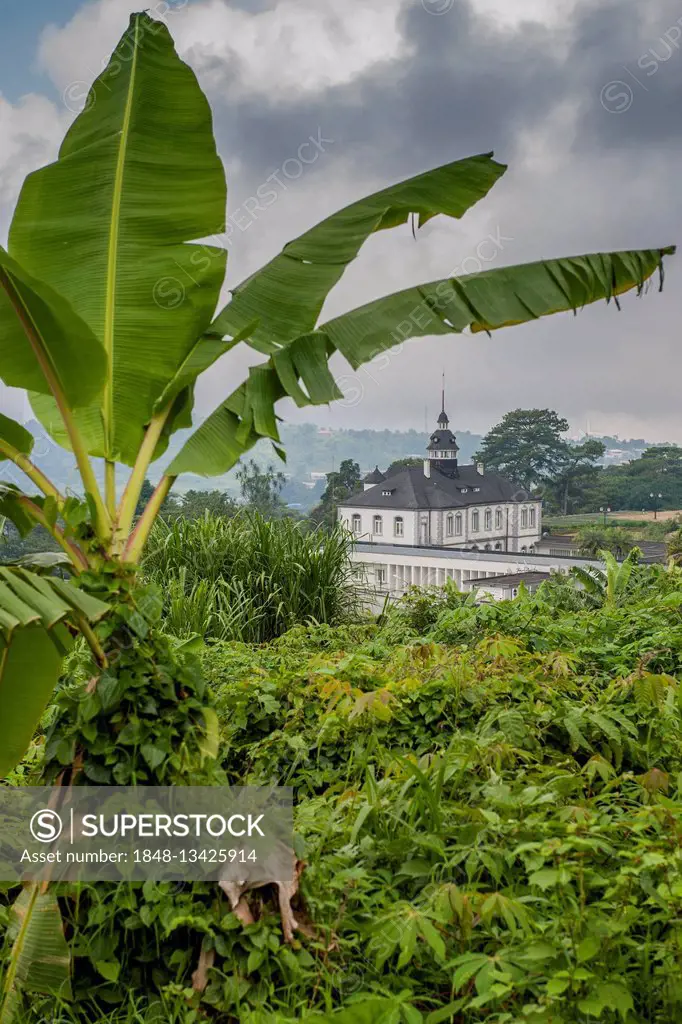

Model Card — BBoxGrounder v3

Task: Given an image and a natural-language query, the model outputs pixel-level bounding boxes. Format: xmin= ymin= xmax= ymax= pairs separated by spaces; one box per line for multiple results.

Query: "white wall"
xmin=340 ymin=499 xmax=542 ymax=552
xmin=352 ymin=543 xmax=603 ymax=612
xmin=338 ymin=506 xmax=418 ymax=545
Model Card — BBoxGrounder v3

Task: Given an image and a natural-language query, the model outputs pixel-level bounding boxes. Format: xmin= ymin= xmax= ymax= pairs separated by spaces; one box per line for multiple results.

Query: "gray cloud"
xmin=189 ymin=0 xmax=682 ymax=443
xmin=3 ymin=0 xmax=681 ymax=447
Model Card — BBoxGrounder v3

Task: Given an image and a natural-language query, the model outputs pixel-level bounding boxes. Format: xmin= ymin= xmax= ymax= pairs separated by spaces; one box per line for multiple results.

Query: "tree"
xmin=236 ymin=460 xmax=286 ymax=516
xmin=134 ymin=477 xmax=155 ymax=518
xmin=579 ymin=445 xmax=682 ymax=513
xmin=0 ymin=11 xmax=672 ymax=1011
xmin=475 ymin=410 xmax=571 ymax=490
xmin=576 ymin=525 xmax=634 ymax=559
xmin=388 ymin=456 xmax=424 ymax=469
xmin=311 ymin=459 xmax=362 ymax=527
xmin=546 ymin=439 xmax=606 ymax=514
xmin=176 ymin=488 xmax=236 ymax=520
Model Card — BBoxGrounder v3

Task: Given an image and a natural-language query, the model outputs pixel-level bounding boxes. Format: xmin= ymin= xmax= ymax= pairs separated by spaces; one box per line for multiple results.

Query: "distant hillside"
xmin=5 ymin=420 xmax=662 ymax=509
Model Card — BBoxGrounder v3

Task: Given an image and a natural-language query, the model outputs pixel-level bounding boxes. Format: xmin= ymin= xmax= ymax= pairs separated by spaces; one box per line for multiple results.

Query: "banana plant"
xmin=0 ymin=10 xmax=675 ymax=778
xmin=571 ymin=549 xmax=641 ymax=609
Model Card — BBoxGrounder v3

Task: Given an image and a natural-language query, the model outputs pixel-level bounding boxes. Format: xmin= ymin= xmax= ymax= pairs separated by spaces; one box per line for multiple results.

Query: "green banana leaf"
xmin=9 ymin=12 xmax=226 ymax=465
xmin=168 ymin=247 xmax=673 ymax=477
xmin=0 ymin=248 xmax=106 ymax=408
xmin=0 ymin=484 xmax=36 ymax=538
xmin=0 ymin=414 xmax=34 ymax=463
xmin=211 ymin=152 xmax=506 ymax=353
xmin=0 ymin=568 xmax=110 ymax=780
xmin=0 ymin=888 xmax=72 ymax=1024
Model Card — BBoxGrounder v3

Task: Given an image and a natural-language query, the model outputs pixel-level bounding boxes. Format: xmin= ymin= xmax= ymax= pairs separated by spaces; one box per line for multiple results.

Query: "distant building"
xmin=463 ymin=571 xmax=551 ymax=601
xmin=337 ymin=390 xmax=542 ymax=554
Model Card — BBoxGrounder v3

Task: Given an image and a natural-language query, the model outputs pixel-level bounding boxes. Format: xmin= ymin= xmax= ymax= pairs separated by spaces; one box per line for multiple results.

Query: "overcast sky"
xmin=1 ymin=0 xmax=681 ymax=443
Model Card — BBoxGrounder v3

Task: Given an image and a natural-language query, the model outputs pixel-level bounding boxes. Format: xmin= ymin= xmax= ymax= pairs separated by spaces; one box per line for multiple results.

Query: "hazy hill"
xmin=3 ymin=420 xmax=661 ymax=509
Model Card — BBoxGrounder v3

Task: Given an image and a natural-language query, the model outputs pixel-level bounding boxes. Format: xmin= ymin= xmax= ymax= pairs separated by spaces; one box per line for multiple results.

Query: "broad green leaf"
xmin=0 ymin=247 xmax=106 ymax=407
xmin=212 ymin=152 xmax=506 ymax=352
xmin=0 ymin=414 xmax=34 ymax=462
xmin=577 ymin=936 xmax=601 ymax=962
xmin=0 ymin=484 xmax=36 ymax=538
xmin=0 ymin=888 xmax=71 ymax=1023
xmin=528 ymin=867 xmax=560 ymax=889
xmin=0 ymin=628 xmax=69 ymax=783
xmin=9 ymin=13 xmax=226 ymax=465
xmin=0 ymin=569 xmax=110 ymax=779
xmin=318 ymin=247 xmax=675 ymax=368
xmin=169 ymin=247 xmax=673 ymax=478
xmin=425 ymin=1001 xmax=467 ymax=1024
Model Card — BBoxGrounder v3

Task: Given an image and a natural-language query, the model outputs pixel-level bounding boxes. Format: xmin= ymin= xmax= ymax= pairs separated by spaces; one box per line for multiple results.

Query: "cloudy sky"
xmin=1 ymin=0 xmax=681 ymax=443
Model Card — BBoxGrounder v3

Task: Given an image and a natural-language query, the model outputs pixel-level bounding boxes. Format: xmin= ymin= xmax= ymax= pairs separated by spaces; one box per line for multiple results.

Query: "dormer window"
xmin=381 ymin=489 xmax=395 ymax=496
xmin=473 ymin=487 xmax=480 ymax=492
xmin=460 ymin=487 xmax=468 ymax=493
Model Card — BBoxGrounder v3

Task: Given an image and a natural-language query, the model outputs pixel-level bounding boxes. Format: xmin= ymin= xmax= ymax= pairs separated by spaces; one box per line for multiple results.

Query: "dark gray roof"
xmin=427 ymin=428 xmax=459 ymax=452
xmin=341 ymin=464 xmax=532 ymax=509
xmin=363 ymin=466 xmax=386 ymax=484
xmin=537 ymin=535 xmax=666 ymax=564
xmin=476 ymin=571 xmax=551 ymax=587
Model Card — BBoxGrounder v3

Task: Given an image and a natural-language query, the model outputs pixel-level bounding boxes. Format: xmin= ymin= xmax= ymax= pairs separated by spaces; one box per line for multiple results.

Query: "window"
xmin=351 ymin=514 xmax=361 ymax=534
xmin=461 ymin=487 xmax=468 ymax=494
xmin=529 ymin=507 xmax=536 ymax=528
xmin=484 ymin=543 xmax=491 ymax=551
xmin=373 ymin=515 xmax=383 ymax=535
xmin=484 ymin=509 xmax=492 ymax=530
xmin=376 ymin=568 xmax=386 ymax=586
xmin=495 ymin=508 xmax=502 ymax=530
xmin=521 ymin=508 xmax=528 ymax=528
xmin=394 ymin=516 xmax=404 ymax=537
xmin=495 ymin=542 xmax=502 ymax=550
xmin=473 ymin=486 xmax=480 ymax=493
xmin=471 ymin=510 xmax=479 ymax=531
xmin=455 ymin=513 xmax=463 ymax=536
xmin=446 ymin=513 xmax=454 ymax=537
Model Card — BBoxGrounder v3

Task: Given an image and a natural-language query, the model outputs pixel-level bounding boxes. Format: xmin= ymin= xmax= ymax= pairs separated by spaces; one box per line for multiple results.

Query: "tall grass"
xmin=143 ymin=511 xmax=359 ymax=642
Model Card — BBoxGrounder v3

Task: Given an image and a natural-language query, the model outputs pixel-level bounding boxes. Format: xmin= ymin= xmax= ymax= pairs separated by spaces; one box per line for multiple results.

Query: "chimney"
xmin=423 ymin=459 xmax=431 ymax=478
xmin=476 ymin=462 xmax=484 ymax=476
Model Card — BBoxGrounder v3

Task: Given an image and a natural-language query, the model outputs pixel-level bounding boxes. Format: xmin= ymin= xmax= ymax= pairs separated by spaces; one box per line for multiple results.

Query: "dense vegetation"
xmin=3 ymin=558 xmax=682 ymax=1022
xmin=142 ymin=513 xmax=358 ymax=642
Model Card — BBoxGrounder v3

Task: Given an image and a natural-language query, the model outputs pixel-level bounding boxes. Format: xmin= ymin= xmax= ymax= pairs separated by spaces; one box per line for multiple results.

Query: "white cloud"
xmin=469 ymin=0 xmax=578 ymax=30
xmin=0 ymin=92 xmax=67 ymax=242
xmin=37 ymin=0 xmax=410 ymax=105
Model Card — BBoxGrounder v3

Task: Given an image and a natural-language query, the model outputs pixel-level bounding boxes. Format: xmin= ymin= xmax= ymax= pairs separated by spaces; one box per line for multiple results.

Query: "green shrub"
xmin=4 ymin=570 xmax=682 ymax=1021
xmin=143 ymin=512 xmax=359 ymax=642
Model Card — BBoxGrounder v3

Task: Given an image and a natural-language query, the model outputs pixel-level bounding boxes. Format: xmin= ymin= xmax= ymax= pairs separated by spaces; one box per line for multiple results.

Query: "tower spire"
xmin=437 ymin=373 xmax=449 ymax=428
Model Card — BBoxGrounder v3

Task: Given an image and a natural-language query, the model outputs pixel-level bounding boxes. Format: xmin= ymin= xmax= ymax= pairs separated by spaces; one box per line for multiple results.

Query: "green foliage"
xmin=169 ymin=489 xmax=237 ymax=521
xmin=475 ymin=409 xmax=571 ymax=489
xmin=237 ymin=460 xmax=286 ymax=516
xmin=311 ymin=460 xmax=363 ymax=528
xmin=143 ymin=512 xmax=358 ymax=641
xmin=576 ymin=525 xmax=635 ymax=558
xmin=667 ymin=528 xmax=682 ymax=565
xmin=3 ymin=568 xmax=682 ymax=1019
xmin=580 ymin=445 xmax=682 ymax=513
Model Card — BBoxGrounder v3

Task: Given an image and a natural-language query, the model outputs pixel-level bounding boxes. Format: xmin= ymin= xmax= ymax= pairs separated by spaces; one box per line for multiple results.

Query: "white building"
xmin=338 ymin=396 xmax=542 ymax=554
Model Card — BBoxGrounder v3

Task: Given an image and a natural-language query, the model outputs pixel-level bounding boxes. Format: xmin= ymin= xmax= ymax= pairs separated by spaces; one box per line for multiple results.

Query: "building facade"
xmin=338 ymin=398 xmax=542 ymax=554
